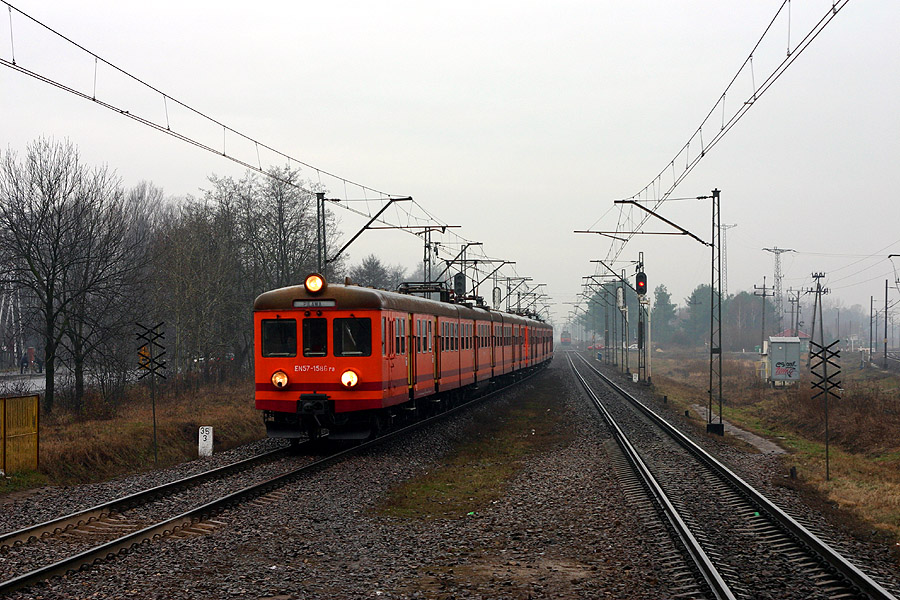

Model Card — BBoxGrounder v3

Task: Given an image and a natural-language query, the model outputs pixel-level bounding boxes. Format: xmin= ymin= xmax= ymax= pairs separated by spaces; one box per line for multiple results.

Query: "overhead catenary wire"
xmin=0 ymin=1 xmax=386 ymax=199
xmin=595 ymin=0 xmax=852 ymax=271
xmin=0 ymin=1 xmax=551 ymax=313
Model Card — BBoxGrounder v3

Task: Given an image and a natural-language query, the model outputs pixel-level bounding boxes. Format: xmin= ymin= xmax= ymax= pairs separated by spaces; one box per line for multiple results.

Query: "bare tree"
xmin=150 ymin=199 xmax=242 ymax=380
xmin=58 ymin=181 xmax=161 ymax=410
xmin=0 ymin=138 xmax=126 ymax=413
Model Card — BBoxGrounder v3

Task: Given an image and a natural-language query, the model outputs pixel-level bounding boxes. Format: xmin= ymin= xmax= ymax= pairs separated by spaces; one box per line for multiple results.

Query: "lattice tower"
xmin=721 ymin=224 xmax=737 ymax=297
xmin=763 ymin=247 xmax=794 ymax=333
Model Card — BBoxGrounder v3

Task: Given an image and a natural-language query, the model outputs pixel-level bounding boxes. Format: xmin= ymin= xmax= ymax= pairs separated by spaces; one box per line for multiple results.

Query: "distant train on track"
xmin=254 ymin=273 xmax=553 ymax=440
xmin=560 ymin=330 xmax=572 ymax=345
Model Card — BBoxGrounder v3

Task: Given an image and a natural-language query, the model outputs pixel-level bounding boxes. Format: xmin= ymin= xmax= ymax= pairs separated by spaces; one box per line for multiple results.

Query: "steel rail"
xmin=0 ymin=363 xmax=548 ymax=596
xmin=0 ymin=446 xmax=296 ymax=551
xmin=573 ymin=351 xmax=897 ymax=600
xmin=565 ymin=352 xmax=735 ymax=600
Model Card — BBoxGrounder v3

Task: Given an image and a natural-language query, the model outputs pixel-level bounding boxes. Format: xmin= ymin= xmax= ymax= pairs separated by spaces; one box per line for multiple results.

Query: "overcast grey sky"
xmin=2 ymin=1 xmax=898 ymax=327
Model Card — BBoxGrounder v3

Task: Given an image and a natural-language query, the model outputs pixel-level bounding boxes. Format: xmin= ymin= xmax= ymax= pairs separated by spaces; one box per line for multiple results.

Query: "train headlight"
xmin=340 ymin=369 xmax=359 ymax=388
xmin=304 ymin=273 xmax=325 ymax=294
xmin=271 ymin=370 xmax=289 ymax=389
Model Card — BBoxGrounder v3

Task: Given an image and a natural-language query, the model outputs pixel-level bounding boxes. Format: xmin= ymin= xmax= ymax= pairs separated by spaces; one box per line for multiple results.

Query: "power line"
xmin=599 ymin=0 xmax=852 ymax=265
xmin=0 ymin=1 xmax=550 ymax=310
xmin=1 ymin=1 xmax=389 ymax=199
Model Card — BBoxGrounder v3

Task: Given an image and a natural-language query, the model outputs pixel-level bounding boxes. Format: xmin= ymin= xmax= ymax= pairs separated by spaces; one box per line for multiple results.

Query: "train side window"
xmin=302 ymin=318 xmax=327 ymax=357
xmin=427 ymin=320 xmax=432 ymax=351
xmin=382 ymin=317 xmax=386 ymax=356
xmin=334 ymin=318 xmax=372 ymax=357
xmin=261 ymin=319 xmax=297 ymax=357
xmin=395 ymin=318 xmax=401 ymax=355
xmin=416 ymin=320 xmax=422 ymax=353
xmin=401 ymin=319 xmax=406 ymax=354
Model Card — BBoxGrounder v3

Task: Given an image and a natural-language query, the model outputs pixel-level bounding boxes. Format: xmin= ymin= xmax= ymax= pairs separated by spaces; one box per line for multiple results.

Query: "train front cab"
xmin=255 ymin=277 xmax=407 ymax=438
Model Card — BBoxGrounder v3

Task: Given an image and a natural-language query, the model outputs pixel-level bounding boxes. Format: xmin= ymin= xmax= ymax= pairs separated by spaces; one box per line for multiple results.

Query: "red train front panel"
xmin=254 ymin=308 xmax=390 ymax=415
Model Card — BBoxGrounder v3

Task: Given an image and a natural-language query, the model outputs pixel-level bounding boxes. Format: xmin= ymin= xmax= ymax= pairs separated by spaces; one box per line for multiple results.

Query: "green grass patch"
xmin=0 ymin=469 xmax=48 ymax=494
xmin=379 ymin=377 xmax=572 ymax=520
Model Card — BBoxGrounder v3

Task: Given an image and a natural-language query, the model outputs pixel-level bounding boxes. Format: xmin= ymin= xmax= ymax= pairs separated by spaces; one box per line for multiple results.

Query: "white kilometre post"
xmin=198 ymin=426 xmax=213 ymax=457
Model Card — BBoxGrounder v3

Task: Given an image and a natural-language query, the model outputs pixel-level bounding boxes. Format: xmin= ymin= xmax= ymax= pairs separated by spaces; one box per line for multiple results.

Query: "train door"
xmin=434 ymin=317 xmax=444 ymax=387
xmin=526 ymin=326 xmax=531 ymax=364
xmin=390 ymin=313 xmax=403 ymax=400
xmin=426 ymin=317 xmax=438 ymax=385
xmin=474 ymin=322 xmax=479 ymax=375
xmin=512 ymin=325 xmax=517 ymax=364
xmin=406 ymin=313 xmax=414 ymax=393
xmin=383 ymin=315 xmax=391 ymax=396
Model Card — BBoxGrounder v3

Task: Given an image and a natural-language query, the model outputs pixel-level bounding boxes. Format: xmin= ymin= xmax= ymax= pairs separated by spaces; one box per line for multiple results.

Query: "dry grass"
xmin=650 ymin=349 xmax=900 ymax=550
xmin=2 ymin=379 xmax=264 ymax=491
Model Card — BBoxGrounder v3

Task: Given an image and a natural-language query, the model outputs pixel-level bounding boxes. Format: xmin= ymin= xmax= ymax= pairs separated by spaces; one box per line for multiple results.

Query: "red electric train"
xmin=254 ymin=273 xmax=553 ymax=440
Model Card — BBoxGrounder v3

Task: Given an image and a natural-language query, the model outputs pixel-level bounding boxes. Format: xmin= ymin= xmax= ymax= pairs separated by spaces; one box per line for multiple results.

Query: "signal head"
xmin=635 ymin=272 xmax=647 ymax=295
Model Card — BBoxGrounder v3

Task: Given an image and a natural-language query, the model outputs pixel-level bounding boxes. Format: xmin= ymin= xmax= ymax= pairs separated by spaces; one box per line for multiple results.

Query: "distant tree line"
xmin=0 ymin=138 xmax=416 ymax=414
xmin=576 ymin=281 xmax=871 ymax=352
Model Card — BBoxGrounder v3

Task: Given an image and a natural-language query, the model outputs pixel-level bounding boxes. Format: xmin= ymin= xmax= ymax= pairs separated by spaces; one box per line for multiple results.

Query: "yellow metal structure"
xmin=1 ymin=395 xmax=39 ymax=474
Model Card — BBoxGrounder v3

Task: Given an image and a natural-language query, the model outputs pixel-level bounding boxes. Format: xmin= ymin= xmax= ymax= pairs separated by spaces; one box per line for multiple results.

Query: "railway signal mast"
xmin=635 ymin=252 xmax=650 ymax=384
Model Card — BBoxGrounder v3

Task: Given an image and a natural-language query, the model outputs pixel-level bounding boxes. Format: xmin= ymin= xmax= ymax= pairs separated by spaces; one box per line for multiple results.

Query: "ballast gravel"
xmin=2 ymin=355 xmax=898 ymax=599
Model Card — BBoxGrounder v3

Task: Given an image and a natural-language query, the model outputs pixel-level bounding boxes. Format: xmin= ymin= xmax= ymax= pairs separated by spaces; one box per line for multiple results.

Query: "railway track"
xmin=566 ymin=351 xmax=898 ymax=600
xmin=0 ymin=368 xmax=543 ymax=597
xmin=0 ymin=443 xmax=311 ymax=594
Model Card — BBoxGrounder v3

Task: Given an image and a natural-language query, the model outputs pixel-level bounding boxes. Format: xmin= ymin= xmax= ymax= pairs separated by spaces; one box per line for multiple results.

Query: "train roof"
xmin=254 ymin=280 xmax=549 ymax=328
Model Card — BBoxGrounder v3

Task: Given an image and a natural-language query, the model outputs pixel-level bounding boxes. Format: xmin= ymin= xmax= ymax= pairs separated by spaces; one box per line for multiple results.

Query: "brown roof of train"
xmin=253 ymin=281 xmax=549 ymax=328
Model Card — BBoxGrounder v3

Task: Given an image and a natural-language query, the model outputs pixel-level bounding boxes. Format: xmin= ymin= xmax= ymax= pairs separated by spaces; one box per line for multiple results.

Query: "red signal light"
xmin=636 ymin=272 xmax=647 ymax=295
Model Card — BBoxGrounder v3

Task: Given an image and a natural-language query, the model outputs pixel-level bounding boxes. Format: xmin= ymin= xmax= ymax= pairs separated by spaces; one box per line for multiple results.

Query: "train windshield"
xmin=333 ymin=318 xmax=372 ymax=357
xmin=302 ymin=318 xmax=328 ymax=357
xmin=261 ymin=319 xmax=297 ymax=357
